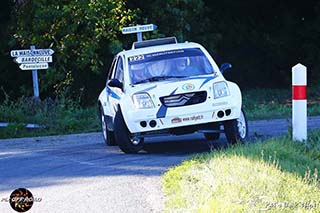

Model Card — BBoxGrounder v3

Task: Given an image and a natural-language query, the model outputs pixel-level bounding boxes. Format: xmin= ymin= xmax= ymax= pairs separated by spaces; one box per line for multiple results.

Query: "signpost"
xmin=10 ymin=46 xmax=54 ymax=98
xmin=121 ymin=24 xmax=157 ymax=42
xmin=10 ymin=49 xmax=55 ymax=57
xmin=19 ymin=63 xmax=49 ymax=70
xmin=14 ymin=56 xmax=53 ymax=64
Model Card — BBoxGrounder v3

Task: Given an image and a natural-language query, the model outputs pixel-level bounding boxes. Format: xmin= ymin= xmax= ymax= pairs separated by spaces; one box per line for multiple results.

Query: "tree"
xmin=10 ymin=0 xmax=138 ymax=104
xmin=126 ymin=0 xmax=218 ymax=50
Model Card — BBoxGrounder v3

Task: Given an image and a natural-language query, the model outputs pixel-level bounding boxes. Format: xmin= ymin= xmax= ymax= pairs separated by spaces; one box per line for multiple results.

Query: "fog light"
xmin=140 ymin=121 xmax=147 ymax=128
xmin=149 ymin=120 xmax=157 ymax=128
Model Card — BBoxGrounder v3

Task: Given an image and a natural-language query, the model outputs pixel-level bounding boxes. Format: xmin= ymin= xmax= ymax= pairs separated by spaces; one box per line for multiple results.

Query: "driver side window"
xmin=107 ymin=57 xmax=117 ymax=81
xmin=114 ymin=57 xmax=124 ymax=83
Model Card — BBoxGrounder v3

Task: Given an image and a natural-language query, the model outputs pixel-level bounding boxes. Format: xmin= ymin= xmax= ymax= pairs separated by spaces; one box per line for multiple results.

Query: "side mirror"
xmin=108 ymin=79 xmax=123 ymax=90
xmin=220 ymin=63 xmax=232 ymax=74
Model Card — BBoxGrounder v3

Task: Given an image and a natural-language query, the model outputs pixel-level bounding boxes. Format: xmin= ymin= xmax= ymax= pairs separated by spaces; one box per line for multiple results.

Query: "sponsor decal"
xmin=212 ymin=102 xmax=228 ymax=107
xmin=182 ymin=115 xmax=204 ymax=122
xmin=171 ymin=115 xmax=204 ymax=124
xmin=171 ymin=117 xmax=182 ymax=123
xmin=182 ymin=83 xmax=195 ymax=91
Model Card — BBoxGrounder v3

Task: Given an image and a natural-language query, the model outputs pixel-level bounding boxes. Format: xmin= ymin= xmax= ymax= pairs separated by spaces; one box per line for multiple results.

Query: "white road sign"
xmin=19 ymin=63 xmax=49 ymax=70
xmin=15 ymin=56 xmax=53 ymax=64
xmin=10 ymin=49 xmax=54 ymax=57
xmin=122 ymin=24 xmax=157 ymax=34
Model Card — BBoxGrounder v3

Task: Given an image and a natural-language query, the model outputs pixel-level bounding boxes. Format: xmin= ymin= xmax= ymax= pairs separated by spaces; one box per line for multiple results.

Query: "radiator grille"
xmin=160 ymin=91 xmax=207 ymax=107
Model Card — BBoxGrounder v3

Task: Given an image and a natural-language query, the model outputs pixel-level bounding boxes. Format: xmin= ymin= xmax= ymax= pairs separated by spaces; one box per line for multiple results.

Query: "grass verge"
xmin=0 ymin=96 xmax=100 ymax=139
xmin=243 ymin=87 xmax=320 ymax=120
xmin=162 ymin=131 xmax=320 ymax=212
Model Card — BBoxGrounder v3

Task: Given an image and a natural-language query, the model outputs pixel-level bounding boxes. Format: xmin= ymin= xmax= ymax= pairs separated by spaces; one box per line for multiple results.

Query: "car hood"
xmin=127 ymin=74 xmax=224 ymax=97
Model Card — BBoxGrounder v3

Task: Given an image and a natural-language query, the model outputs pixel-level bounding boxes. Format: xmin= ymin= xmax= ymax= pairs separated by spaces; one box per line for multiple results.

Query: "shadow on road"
xmin=0 ymin=133 xmax=229 ymax=191
xmin=143 ymin=134 xmax=228 ymax=154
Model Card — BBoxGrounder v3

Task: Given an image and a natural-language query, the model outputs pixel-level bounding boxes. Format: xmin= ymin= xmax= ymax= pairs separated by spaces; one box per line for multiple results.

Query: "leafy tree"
xmin=0 ymin=0 xmax=18 ymax=102
xmin=127 ymin=0 xmax=218 ymax=50
xmin=2 ymin=0 xmax=320 ymax=104
xmin=10 ymin=0 xmax=138 ymax=104
xmin=204 ymin=0 xmax=320 ymax=88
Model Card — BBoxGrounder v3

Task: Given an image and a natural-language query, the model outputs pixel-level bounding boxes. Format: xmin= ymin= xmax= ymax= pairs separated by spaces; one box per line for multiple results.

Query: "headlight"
xmin=132 ymin=93 xmax=155 ymax=109
xmin=213 ymin=81 xmax=230 ymax=99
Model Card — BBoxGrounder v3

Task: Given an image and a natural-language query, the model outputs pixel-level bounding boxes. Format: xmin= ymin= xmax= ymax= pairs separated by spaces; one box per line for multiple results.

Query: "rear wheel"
xmin=114 ymin=108 xmax=144 ymax=154
xmin=99 ymin=106 xmax=116 ymax=146
xmin=224 ymin=109 xmax=248 ymax=145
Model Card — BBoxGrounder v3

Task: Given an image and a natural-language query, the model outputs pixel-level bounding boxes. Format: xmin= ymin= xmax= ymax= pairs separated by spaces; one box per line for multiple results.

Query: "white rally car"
xmin=98 ymin=37 xmax=248 ymax=153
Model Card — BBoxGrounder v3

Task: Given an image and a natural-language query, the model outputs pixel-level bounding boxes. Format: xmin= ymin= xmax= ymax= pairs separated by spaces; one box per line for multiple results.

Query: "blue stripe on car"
xmin=199 ymin=76 xmax=218 ymax=89
xmin=106 ymin=87 xmax=121 ymax=100
xmin=156 ymin=105 xmax=168 ymax=118
xmin=137 ymin=85 xmax=157 ymax=93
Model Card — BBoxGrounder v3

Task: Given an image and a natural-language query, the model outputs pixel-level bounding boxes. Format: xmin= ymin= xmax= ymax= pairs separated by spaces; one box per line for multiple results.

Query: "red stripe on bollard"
xmin=292 ymin=85 xmax=307 ymax=100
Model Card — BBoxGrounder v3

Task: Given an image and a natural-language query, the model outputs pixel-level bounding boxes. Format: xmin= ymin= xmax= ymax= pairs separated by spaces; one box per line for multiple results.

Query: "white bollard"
xmin=292 ymin=63 xmax=307 ymax=142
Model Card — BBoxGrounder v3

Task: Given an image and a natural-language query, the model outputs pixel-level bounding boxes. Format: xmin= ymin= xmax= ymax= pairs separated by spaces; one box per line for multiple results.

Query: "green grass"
xmin=0 ymin=96 xmax=100 ymax=139
xmin=162 ymin=131 xmax=320 ymax=212
xmin=243 ymin=87 xmax=320 ymax=120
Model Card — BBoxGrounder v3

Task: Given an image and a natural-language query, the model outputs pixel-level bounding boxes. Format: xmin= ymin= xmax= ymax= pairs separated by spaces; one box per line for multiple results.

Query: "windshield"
xmin=128 ymin=48 xmax=215 ymax=84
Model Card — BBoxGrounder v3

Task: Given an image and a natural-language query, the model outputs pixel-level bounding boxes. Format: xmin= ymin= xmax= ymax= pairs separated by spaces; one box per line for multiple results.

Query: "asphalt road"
xmin=0 ymin=117 xmax=319 ymax=213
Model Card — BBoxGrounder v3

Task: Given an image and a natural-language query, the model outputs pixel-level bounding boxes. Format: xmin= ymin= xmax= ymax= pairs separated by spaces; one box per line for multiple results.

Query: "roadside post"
xmin=121 ymin=24 xmax=157 ymax=42
xmin=292 ymin=63 xmax=307 ymax=142
xmin=10 ymin=46 xmax=54 ymax=98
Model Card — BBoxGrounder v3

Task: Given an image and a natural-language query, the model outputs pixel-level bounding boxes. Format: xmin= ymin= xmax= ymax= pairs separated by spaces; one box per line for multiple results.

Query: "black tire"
xmin=224 ymin=109 xmax=248 ymax=145
xmin=99 ymin=106 xmax=117 ymax=146
xmin=114 ymin=108 xmax=144 ymax=154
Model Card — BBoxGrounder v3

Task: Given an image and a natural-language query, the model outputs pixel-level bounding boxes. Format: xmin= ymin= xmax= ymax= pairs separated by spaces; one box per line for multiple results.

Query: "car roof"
xmin=120 ymin=40 xmax=204 ymax=58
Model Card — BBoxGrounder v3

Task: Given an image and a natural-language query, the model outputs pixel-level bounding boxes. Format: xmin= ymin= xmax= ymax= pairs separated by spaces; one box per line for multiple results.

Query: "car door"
xmin=107 ymin=55 xmax=124 ymax=116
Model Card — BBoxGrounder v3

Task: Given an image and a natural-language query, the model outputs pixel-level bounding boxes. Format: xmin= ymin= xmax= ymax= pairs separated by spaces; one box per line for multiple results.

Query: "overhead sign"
xmin=10 ymin=48 xmax=54 ymax=57
xmin=19 ymin=63 xmax=49 ymax=70
xmin=14 ymin=56 xmax=53 ymax=64
xmin=122 ymin=24 xmax=157 ymax=34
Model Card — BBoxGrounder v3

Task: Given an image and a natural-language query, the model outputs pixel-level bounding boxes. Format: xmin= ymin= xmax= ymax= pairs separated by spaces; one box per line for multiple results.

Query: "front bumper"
xmin=124 ymin=100 xmax=241 ymax=133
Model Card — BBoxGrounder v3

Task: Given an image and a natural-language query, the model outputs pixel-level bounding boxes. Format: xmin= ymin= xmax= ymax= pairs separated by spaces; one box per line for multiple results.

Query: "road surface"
xmin=0 ymin=117 xmax=319 ymax=212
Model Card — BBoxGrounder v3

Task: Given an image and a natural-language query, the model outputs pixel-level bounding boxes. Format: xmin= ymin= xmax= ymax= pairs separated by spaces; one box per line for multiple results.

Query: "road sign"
xmin=19 ymin=63 xmax=49 ymax=70
xmin=10 ymin=49 xmax=54 ymax=57
xmin=121 ymin=24 xmax=157 ymax=34
xmin=14 ymin=56 xmax=53 ymax=64
xmin=10 ymin=45 xmax=54 ymax=98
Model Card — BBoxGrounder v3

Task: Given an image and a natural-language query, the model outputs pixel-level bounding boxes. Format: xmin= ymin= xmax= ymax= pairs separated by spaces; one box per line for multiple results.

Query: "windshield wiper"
xmin=134 ymin=76 xmax=187 ymax=85
xmin=134 ymin=79 xmax=152 ymax=85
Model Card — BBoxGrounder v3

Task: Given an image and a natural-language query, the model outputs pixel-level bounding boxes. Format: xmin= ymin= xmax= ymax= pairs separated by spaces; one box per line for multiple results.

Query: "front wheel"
xmin=114 ymin=108 xmax=144 ymax=154
xmin=224 ymin=109 xmax=248 ymax=145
